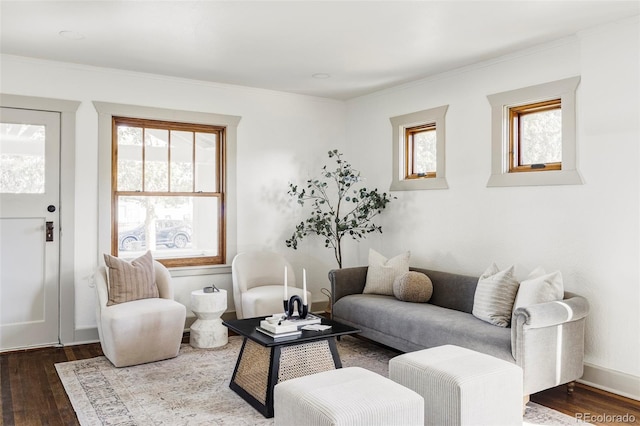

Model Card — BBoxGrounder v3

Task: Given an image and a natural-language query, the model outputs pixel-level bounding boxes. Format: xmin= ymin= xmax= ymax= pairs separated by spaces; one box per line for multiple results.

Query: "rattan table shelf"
xmin=223 ymin=316 xmax=360 ymax=418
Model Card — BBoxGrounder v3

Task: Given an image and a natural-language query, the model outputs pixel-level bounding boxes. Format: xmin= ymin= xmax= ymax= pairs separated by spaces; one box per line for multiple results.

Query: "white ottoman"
xmin=389 ymin=345 xmax=522 ymax=426
xmin=274 ymin=367 xmax=424 ymax=426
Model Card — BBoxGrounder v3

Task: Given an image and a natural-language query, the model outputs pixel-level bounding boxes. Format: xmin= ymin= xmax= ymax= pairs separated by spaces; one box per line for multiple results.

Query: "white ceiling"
xmin=1 ymin=1 xmax=639 ymax=100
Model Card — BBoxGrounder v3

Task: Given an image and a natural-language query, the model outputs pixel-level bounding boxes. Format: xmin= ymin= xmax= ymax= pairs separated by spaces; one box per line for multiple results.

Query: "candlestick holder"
xmin=285 ymin=295 xmax=308 ymax=319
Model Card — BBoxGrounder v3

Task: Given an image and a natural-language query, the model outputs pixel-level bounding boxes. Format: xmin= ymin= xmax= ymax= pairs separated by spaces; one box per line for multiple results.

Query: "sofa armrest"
xmin=512 ymin=294 xmax=590 ymax=395
xmin=514 ymin=294 xmax=589 ymax=329
xmin=328 ymin=266 xmax=368 ymax=304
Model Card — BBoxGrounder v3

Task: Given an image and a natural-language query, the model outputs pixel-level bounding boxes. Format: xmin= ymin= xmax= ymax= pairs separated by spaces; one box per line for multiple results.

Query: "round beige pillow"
xmin=393 ymin=271 xmax=433 ymax=303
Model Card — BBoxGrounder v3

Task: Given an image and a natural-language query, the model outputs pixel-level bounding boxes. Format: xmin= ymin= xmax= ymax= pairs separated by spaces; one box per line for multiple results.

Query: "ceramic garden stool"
xmin=273 ymin=366 xmax=424 ymax=426
xmin=389 ymin=345 xmax=523 ymax=426
xmin=189 ymin=289 xmax=228 ymax=349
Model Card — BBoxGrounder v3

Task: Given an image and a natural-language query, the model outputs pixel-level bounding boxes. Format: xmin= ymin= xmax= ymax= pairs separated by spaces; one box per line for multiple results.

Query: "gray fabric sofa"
xmin=329 ymin=266 xmax=590 ymax=396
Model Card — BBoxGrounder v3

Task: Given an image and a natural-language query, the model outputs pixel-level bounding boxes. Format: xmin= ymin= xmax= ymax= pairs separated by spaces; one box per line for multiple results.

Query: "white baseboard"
xmin=71 ymin=327 xmax=100 ymax=345
xmin=580 ymin=362 xmax=640 ymax=401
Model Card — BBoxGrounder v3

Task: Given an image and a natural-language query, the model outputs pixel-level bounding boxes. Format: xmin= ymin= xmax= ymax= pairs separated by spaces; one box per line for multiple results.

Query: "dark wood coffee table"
xmin=223 ymin=316 xmax=360 ymax=418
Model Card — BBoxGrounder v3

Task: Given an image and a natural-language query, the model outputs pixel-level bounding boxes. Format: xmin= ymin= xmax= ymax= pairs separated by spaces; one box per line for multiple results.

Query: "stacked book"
xmin=257 ymin=313 xmax=322 ymax=339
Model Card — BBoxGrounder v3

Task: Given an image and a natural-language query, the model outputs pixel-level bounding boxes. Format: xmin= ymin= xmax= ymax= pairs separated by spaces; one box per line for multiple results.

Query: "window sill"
xmin=391 ymin=176 xmax=449 ymax=191
xmin=168 ymin=264 xmax=231 ymax=277
xmin=487 ymin=169 xmax=583 ymax=187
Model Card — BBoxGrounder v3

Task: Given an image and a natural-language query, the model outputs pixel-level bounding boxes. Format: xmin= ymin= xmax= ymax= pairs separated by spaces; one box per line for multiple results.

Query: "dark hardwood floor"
xmin=531 ymin=382 xmax=640 ymax=425
xmin=1 ymin=339 xmax=638 ymax=425
xmin=1 ymin=343 xmax=104 ymax=425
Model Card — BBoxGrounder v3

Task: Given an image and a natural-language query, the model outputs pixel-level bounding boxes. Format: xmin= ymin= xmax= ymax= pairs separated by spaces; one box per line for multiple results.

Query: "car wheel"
xmin=121 ymin=236 xmax=137 ymax=251
xmin=173 ymin=234 xmax=188 ymax=249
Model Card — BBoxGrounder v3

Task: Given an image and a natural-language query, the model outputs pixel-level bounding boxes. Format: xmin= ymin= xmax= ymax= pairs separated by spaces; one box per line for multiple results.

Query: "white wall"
xmin=345 ymin=18 xmax=639 ymax=397
xmin=0 ymin=55 xmax=346 ymax=334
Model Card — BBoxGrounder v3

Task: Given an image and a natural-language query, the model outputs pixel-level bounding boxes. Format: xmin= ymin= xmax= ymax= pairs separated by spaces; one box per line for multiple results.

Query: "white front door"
xmin=0 ymin=107 xmax=61 ymax=351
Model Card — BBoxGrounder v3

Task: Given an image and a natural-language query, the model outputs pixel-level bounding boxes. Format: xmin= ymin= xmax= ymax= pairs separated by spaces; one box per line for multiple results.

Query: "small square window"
xmin=509 ymin=99 xmax=562 ymax=173
xmin=390 ymin=105 xmax=448 ymax=191
xmin=487 ymin=76 xmax=582 ymax=187
xmin=405 ymin=123 xmax=437 ymax=179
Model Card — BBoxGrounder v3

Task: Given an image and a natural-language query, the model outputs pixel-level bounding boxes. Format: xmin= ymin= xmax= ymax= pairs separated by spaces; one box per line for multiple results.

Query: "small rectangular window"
xmin=487 ymin=76 xmax=581 ymax=187
xmin=390 ymin=104 xmax=448 ymax=191
xmin=405 ymin=123 xmax=436 ymax=179
xmin=509 ymin=99 xmax=561 ymax=173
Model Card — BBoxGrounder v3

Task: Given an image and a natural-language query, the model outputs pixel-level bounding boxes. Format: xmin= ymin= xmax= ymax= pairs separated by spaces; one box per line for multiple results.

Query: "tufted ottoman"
xmin=389 ymin=345 xmax=523 ymax=426
xmin=274 ymin=367 xmax=424 ymax=426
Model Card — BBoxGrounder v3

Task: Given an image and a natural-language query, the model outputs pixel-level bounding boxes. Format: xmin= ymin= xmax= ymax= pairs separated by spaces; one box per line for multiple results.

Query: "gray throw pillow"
xmin=472 ymin=263 xmax=519 ymax=327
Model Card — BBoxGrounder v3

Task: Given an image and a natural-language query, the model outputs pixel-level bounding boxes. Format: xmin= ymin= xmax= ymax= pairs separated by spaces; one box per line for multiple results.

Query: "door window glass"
xmin=0 ymin=123 xmax=45 ymax=194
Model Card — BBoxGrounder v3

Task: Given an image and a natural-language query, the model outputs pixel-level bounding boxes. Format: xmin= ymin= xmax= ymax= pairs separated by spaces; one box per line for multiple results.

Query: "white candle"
xmin=303 ymin=268 xmax=307 ymax=305
xmin=284 ymin=266 xmax=288 ymax=300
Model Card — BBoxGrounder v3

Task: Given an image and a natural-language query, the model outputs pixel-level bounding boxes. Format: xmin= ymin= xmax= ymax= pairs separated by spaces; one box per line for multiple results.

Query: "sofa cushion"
xmin=333 ymin=294 xmax=513 ymax=362
xmin=363 ymin=249 xmax=410 ymax=295
xmin=393 ymin=271 xmax=433 ymax=303
xmin=472 ymin=263 xmax=519 ymax=327
xmin=411 ymin=268 xmax=478 ymax=313
xmin=103 ymin=251 xmax=158 ymax=306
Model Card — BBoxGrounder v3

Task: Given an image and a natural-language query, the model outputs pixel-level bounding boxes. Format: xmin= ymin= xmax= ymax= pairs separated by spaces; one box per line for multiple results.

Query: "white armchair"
xmin=232 ymin=251 xmax=311 ymax=319
xmin=95 ymin=260 xmax=186 ymax=367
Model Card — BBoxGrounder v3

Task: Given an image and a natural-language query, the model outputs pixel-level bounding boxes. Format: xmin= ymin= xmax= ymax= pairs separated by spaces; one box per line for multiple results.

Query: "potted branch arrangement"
xmin=286 ymin=149 xmax=394 ymax=269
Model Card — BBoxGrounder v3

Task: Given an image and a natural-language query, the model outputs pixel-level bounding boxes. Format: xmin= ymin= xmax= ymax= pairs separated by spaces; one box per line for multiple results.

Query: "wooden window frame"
xmin=390 ymin=105 xmax=449 ymax=191
xmin=508 ymin=99 xmax=562 ymax=173
xmin=405 ymin=123 xmax=437 ymax=179
xmin=111 ymin=116 xmax=226 ymax=267
xmin=486 ymin=76 xmax=582 ymax=187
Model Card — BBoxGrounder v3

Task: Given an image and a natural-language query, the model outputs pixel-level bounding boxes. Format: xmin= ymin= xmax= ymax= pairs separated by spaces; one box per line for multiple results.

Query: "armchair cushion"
xmin=103 ymin=251 xmax=159 ymax=306
xmin=241 ymin=285 xmax=309 ymax=319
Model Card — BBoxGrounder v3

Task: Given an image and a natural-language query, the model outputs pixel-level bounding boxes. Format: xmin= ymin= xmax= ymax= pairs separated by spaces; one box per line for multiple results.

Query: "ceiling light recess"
xmin=312 ymin=73 xmax=331 ymax=79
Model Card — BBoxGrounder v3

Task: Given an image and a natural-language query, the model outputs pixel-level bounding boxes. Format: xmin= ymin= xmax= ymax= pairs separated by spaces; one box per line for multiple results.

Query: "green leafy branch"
xmin=286 ymin=149 xmax=394 ymax=268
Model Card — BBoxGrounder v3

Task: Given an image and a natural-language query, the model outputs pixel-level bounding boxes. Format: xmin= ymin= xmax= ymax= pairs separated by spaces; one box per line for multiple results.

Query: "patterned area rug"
xmin=56 ymin=336 xmax=582 ymax=425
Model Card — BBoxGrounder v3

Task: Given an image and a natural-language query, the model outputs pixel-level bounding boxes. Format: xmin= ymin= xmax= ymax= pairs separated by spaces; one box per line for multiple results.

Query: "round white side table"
xmin=190 ymin=289 xmax=228 ymax=349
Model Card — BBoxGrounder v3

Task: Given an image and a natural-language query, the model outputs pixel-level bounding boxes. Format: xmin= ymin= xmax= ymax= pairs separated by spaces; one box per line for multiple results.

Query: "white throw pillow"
xmin=472 ymin=263 xmax=519 ymax=327
xmin=513 ymin=267 xmax=564 ymax=311
xmin=363 ymin=249 xmax=410 ymax=295
xmin=511 ymin=267 xmax=564 ymax=358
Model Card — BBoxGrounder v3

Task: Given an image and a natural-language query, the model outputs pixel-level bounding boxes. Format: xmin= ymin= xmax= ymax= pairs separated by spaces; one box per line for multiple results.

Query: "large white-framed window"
xmin=390 ymin=105 xmax=449 ymax=191
xmin=95 ymin=102 xmax=240 ymax=268
xmin=486 ymin=76 xmax=582 ymax=187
